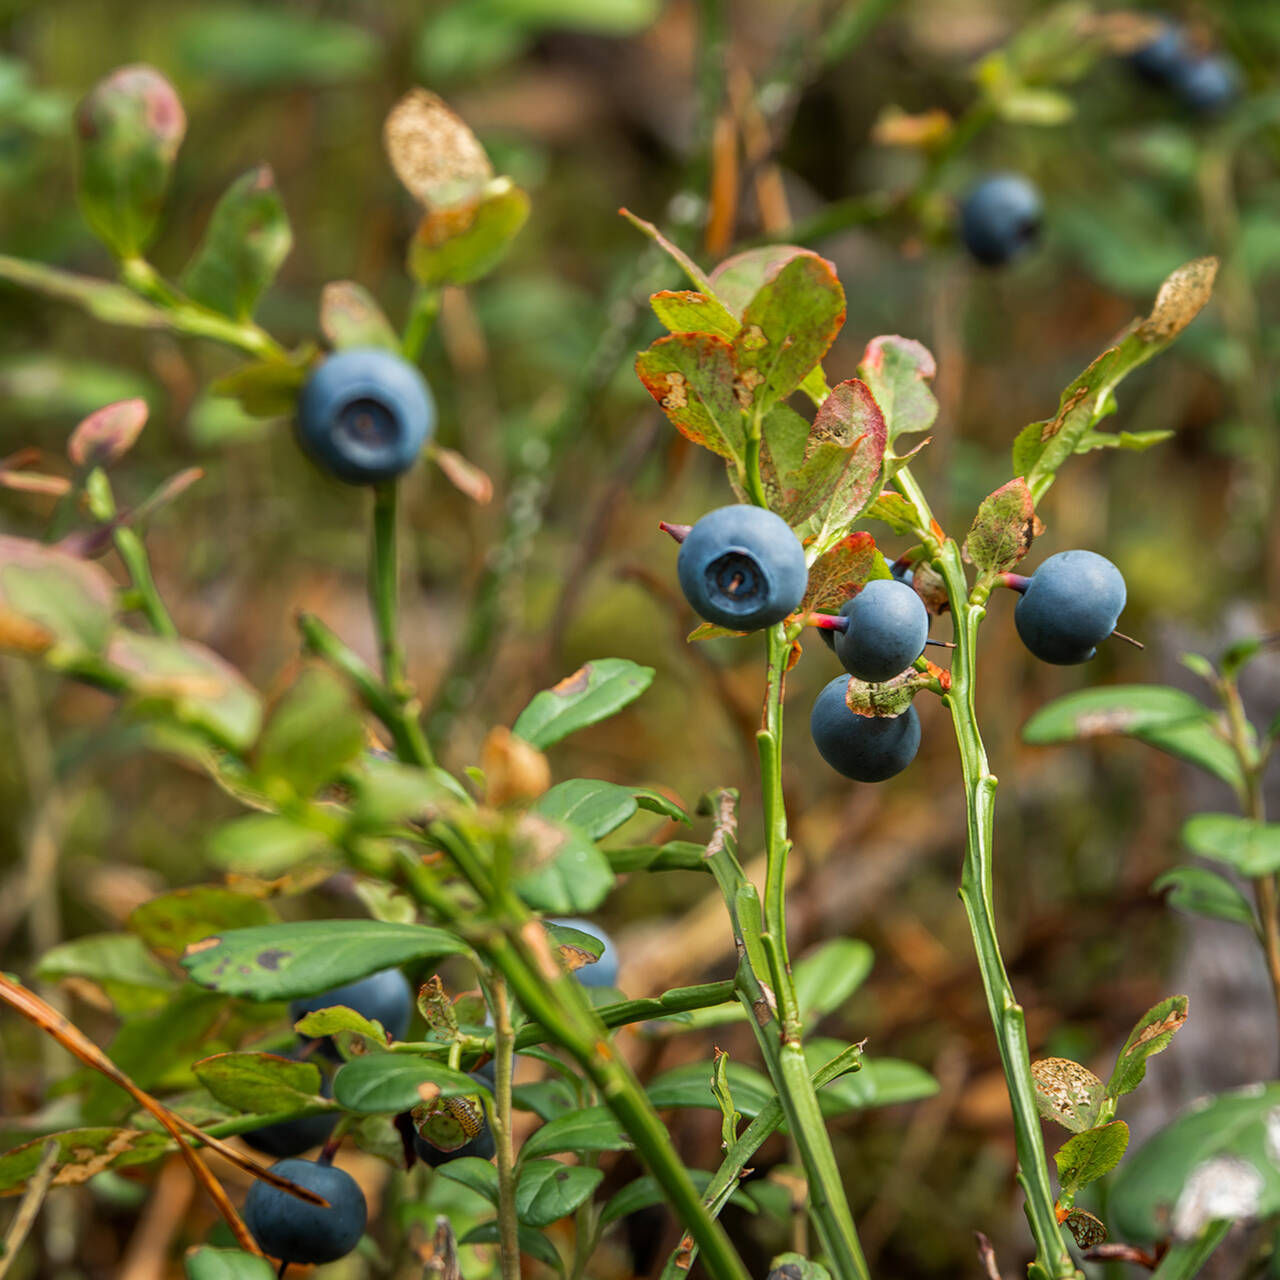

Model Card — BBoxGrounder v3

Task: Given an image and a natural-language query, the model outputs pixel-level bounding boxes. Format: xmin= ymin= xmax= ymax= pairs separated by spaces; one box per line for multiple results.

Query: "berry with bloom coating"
xmin=290 ymin=968 xmax=412 ymax=1060
xmin=1169 ymin=54 xmax=1240 ymax=115
xmin=677 ymin=506 xmax=807 ymax=631
xmin=296 ymin=347 xmax=434 ymax=484
xmin=810 ymin=676 xmax=921 ymax=782
xmin=243 ymin=1158 xmax=366 ymax=1265
xmin=834 ymin=579 xmax=929 ymax=683
xmin=959 ymin=174 xmax=1043 ymax=267
xmin=1014 ymin=550 xmax=1126 ymax=665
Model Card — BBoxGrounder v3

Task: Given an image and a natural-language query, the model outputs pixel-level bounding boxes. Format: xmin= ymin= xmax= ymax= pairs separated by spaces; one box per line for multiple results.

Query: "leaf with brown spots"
xmin=0 ymin=1128 xmax=171 ymax=1195
xmin=963 ymin=477 xmax=1043 ymax=577
xmin=1064 ymin=1209 xmax=1107 ymax=1250
xmin=636 ymin=333 xmax=744 ymax=462
xmin=383 ymin=89 xmax=492 ymax=209
xmin=1107 ymin=995 xmax=1188 ymax=1098
xmin=844 ymin=668 xmax=934 ymax=718
xmin=799 ymin=532 xmax=883 ymax=615
xmin=319 ymin=281 xmax=399 ymax=352
xmin=1031 ymin=1057 xmax=1105 ymax=1133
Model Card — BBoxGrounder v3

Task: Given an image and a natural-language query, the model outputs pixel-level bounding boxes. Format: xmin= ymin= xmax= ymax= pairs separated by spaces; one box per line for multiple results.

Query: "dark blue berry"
xmin=1127 ymin=19 xmax=1190 ymax=85
xmin=833 ymin=579 xmax=929 ymax=683
xmin=243 ymin=1158 xmax=367 ymax=1265
xmin=677 ymin=506 xmax=807 ymax=631
xmin=296 ymin=348 xmax=435 ymax=485
xmin=959 ymin=174 xmax=1043 ymax=267
xmin=547 ymin=916 xmax=619 ymax=988
xmin=809 ymin=676 xmax=921 ymax=782
xmin=243 ymin=1051 xmax=336 ymax=1158
xmin=1169 ymin=54 xmax=1240 ymax=115
xmin=290 ymin=968 xmax=413 ymax=1060
xmin=1014 ymin=550 xmax=1126 ymax=665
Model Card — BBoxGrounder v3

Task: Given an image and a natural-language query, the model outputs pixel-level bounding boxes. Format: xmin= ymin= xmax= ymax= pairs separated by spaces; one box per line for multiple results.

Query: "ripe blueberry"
xmin=290 ymin=968 xmax=413 ymax=1060
xmin=243 ymin=1050 xmax=336 ymax=1158
xmin=810 ymin=676 xmax=921 ymax=782
xmin=546 ymin=916 xmax=619 ymax=988
xmin=677 ymin=505 xmax=807 ymax=631
xmin=296 ymin=347 xmax=435 ymax=485
xmin=414 ymin=1068 xmax=495 ymax=1166
xmin=243 ymin=1158 xmax=367 ymax=1265
xmin=958 ymin=174 xmax=1043 ymax=267
xmin=1014 ymin=549 xmax=1126 ymax=665
xmin=833 ymin=579 xmax=929 ymax=684
xmin=1168 ymin=53 xmax=1240 ymax=115
xmin=1127 ymin=19 xmax=1190 ymax=85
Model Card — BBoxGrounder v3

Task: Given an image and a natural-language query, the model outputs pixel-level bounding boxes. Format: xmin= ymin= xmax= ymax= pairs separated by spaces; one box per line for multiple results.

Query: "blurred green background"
xmin=1 ymin=0 xmax=1279 ymax=1276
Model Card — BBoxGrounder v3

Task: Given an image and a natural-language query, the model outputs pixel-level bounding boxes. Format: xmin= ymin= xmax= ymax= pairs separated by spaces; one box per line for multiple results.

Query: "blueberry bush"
xmin=0 ymin=4 xmax=1277 ymax=1279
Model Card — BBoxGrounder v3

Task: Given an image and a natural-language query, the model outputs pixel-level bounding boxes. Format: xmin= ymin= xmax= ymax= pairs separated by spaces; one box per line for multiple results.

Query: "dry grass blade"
xmin=0 ymin=1138 xmax=59 ymax=1279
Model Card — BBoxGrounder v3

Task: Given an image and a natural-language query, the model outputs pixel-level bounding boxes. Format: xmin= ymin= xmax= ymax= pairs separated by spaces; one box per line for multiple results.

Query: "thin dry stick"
xmin=0 ymin=1138 xmax=59 ymax=1280
xmin=0 ymin=975 xmax=326 ymax=1252
xmin=975 ymin=1231 xmax=1003 ymax=1280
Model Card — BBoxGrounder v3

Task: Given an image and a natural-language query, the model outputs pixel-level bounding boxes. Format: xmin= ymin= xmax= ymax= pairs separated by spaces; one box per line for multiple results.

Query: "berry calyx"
xmin=676 ymin=505 xmax=807 ymax=631
xmin=959 ymin=173 xmax=1043 ymax=267
xmin=833 ymin=578 xmax=930 ymax=683
xmin=296 ymin=347 xmax=435 ymax=485
xmin=243 ymin=1158 xmax=367 ymax=1265
xmin=810 ymin=676 xmax=921 ymax=782
xmin=289 ymin=968 xmax=413 ymax=1060
xmin=1014 ymin=549 xmax=1127 ymax=665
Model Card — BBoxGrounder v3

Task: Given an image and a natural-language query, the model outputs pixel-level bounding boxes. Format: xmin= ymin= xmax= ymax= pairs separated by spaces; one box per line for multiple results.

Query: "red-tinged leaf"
xmin=635 ymin=333 xmax=744 ymax=461
xmin=857 ymin=335 xmax=938 ymax=444
xmin=0 ymin=450 xmax=71 ymax=497
xmin=799 ymin=532 xmax=880 ymax=614
xmin=68 ymin=398 xmax=148 ymax=468
xmin=731 ymin=253 xmax=845 ymax=411
xmin=708 ymin=245 xmax=811 ymax=316
xmin=650 ymin=290 xmax=738 ymax=340
xmin=962 ymin=477 xmax=1043 ymax=576
xmin=777 ymin=380 xmax=886 ymax=531
xmin=431 ymin=446 xmax=493 ymax=505
xmin=0 ymin=537 xmax=117 ymax=659
xmin=130 ymin=467 xmax=204 ymax=525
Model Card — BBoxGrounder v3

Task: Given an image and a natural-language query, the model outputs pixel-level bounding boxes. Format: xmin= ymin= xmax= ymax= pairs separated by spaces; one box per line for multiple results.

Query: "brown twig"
xmin=975 ymin=1231 xmax=1003 ymax=1280
xmin=0 ymin=1139 xmax=59 ymax=1280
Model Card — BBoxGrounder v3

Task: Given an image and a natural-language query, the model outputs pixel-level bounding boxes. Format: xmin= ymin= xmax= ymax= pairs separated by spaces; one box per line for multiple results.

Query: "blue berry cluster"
xmin=1128 ymin=17 xmax=1240 ymax=115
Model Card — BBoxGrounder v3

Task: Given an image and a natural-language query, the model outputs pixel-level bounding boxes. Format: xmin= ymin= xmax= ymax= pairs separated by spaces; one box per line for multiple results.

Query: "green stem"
xmin=489 ymin=975 xmax=520 ymax=1280
xmin=402 ymin=286 xmax=441 ymax=364
xmin=760 ymin=626 xmax=790 ymax=972
xmin=1150 ymin=1221 xmax=1232 ymax=1280
xmin=398 ymin=843 xmax=752 ymax=1280
xmin=371 ymin=483 xmax=406 ymax=695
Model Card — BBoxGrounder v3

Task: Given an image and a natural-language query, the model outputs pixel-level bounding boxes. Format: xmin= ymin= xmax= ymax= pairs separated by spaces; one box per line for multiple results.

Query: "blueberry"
xmin=290 ymin=968 xmax=413 ymax=1060
xmin=414 ymin=1070 xmax=496 ymax=1166
xmin=958 ymin=174 xmax=1043 ymax=267
xmin=809 ymin=676 xmax=921 ymax=782
xmin=243 ymin=1050 xmax=337 ymax=1158
xmin=677 ymin=506 xmax=807 ymax=631
xmin=243 ymin=1158 xmax=367 ymax=1265
xmin=1127 ymin=19 xmax=1191 ymax=85
xmin=1014 ymin=549 xmax=1126 ymax=665
xmin=1169 ymin=53 xmax=1240 ymax=115
xmin=546 ymin=916 xmax=619 ymax=988
xmin=296 ymin=347 xmax=435 ymax=485
xmin=833 ymin=579 xmax=929 ymax=684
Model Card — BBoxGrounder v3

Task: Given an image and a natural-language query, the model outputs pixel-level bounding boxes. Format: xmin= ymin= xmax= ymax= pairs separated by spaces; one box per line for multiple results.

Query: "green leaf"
xmin=1055 ymin=1121 xmax=1129 ymax=1195
xmin=522 ymin=1106 xmax=632 ymax=1158
xmin=512 ymin=817 xmax=615 ymax=914
xmin=180 ymin=166 xmax=292 ymax=320
xmin=647 ymin=1061 xmax=775 ymax=1118
xmin=350 ymin=756 xmax=467 ymax=828
xmin=293 ymin=1005 xmax=396 ymax=1055
xmin=73 ymin=65 xmax=185 ymax=257
xmin=711 ymin=1050 xmax=741 ymax=1146
xmin=793 ymin=939 xmax=874 ymax=1022
xmin=499 ymin=0 xmax=661 ymax=36
xmin=0 ymin=536 xmax=117 ymax=661
xmin=191 ymin=1052 xmax=328 ymax=1114
xmin=1152 ymin=865 xmax=1256 ymax=927
xmin=408 ymin=179 xmax=530 ymax=287
xmin=542 ymin=922 xmax=605 ymax=972
xmin=180 ymin=920 xmax=467 ymax=1000
xmin=206 ymin=813 xmax=333 ymax=877
xmin=107 ymin=631 xmax=263 ymax=752
xmin=533 ymin=779 xmax=638 ymax=840
xmin=36 ymin=933 xmax=172 ymax=994
xmin=768 ymin=1253 xmax=833 ymax=1280
xmin=604 ymin=840 xmax=708 ymax=874
xmin=1073 ymin=428 xmax=1174 ymax=454
xmin=631 ymin=787 xmax=690 ymax=824
xmin=601 ymin=1169 xmax=754 ymax=1225
xmin=436 ymin=1156 xmax=499 ymax=1204
xmin=1022 ymin=685 xmax=1242 ymax=790
xmin=1031 ymin=1058 xmax=1105 ymax=1133
xmin=1110 ymin=1083 xmax=1280 ymax=1243
xmin=1183 ymin=815 xmax=1280 ymax=877
xmin=254 ymin=667 xmax=366 ymax=797
xmin=127 ymin=886 xmax=276 ymax=959
xmin=0 ymin=255 xmax=171 ymax=329
xmin=708 ymin=246 xmax=808 ymax=315
xmin=863 ymin=490 xmax=927 ymax=536
xmin=0 ymin=1128 xmax=172 ymax=1195
xmin=811 ymin=1057 xmax=937 ymax=1115
xmin=210 ymin=357 xmax=308 ymax=419
xmin=513 ymin=659 xmax=655 ymax=749
xmin=856 ymin=335 xmax=938 ymax=445
xmin=459 ymin=1220 xmax=563 ymax=1271
xmin=1013 ymin=257 xmax=1218 ymax=501
xmin=319 ymin=281 xmax=399 ymax=352
xmin=332 ymin=1055 xmax=482 ymax=1114
xmin=650 ymin=289 xmax=738 ymax=339
xmin=512 ymin=1080 xmax=579 ymax=1122
xmin=185 ymin=1247 xmax=278 ymax=1280
xmin=635 ymin=332 xmax=744 ymax=462
xmin=729 ymin=252 xmax=845 ymax=411
xmin=515 ymin=1160 xmax=603 ymax=1228
xmin=1107 ymin=995 xmax=1189 ymax=1098
xmin=963 ymin=478 xmax=1040 ymax=577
